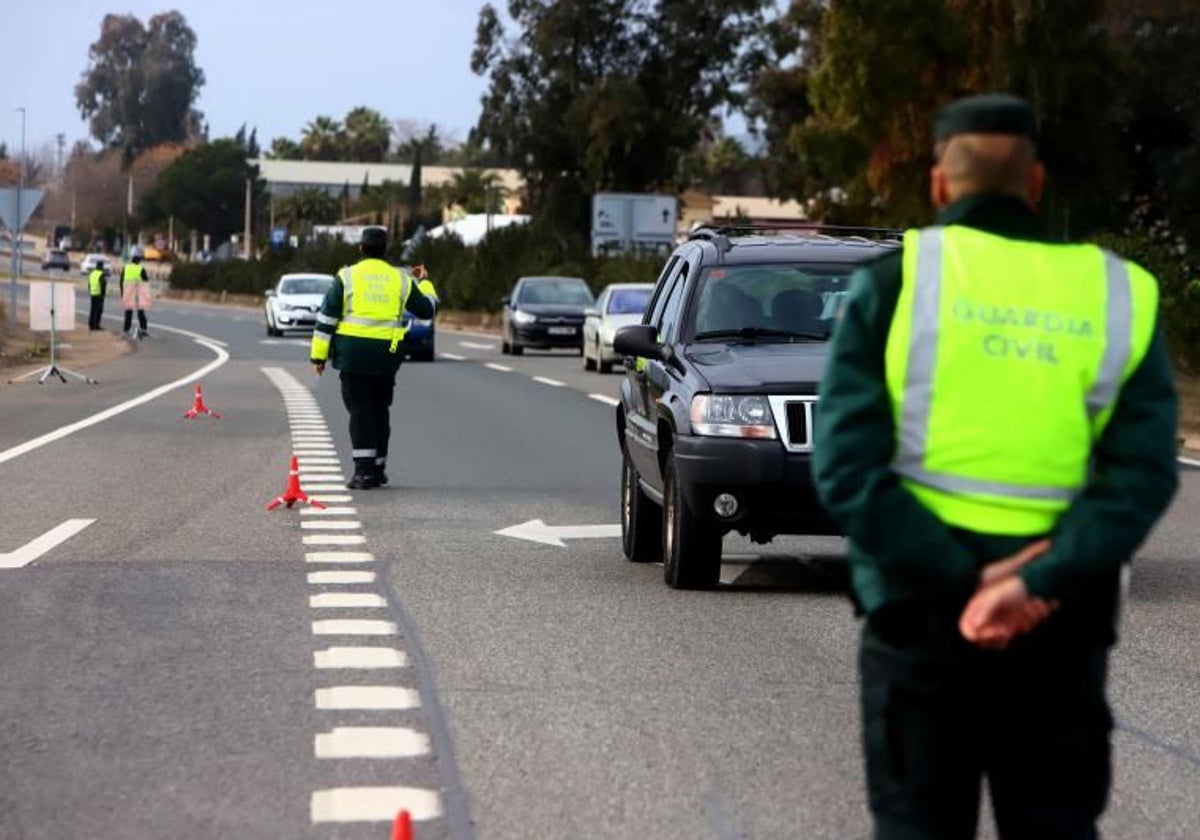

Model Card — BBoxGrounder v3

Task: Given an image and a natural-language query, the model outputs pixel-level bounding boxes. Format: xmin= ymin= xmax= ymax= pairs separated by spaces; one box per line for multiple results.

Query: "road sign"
xmin=0 ymin=187 xmax=44 ymax=232
xmin=591 ymin=193 xmax=677 ymax=256
xmin=29 ymin=282 xmax=76 ymax=331
xmin=494 ymin=518 xmax=621 ymax=547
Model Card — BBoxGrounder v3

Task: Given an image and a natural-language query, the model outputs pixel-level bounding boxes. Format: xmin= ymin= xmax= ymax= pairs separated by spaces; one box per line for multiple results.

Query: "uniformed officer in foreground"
xmin=813 ymin=94 xmax=1179 ymax=839
xmin=121 ymin=249 xmax=150 ymax=337
xmin=311 ymin=226 xmax=438 ymax=489
xmin=87 ymin=261 xmax=109 ymax=330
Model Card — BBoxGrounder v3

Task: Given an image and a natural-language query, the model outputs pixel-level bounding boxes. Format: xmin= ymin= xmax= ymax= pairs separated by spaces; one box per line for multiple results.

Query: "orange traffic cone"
xmin=391 ymin=810 xmax=413 ymax=840
xmin=183 ymin=382 xmax=222 ymax=419
xmin=265 ymin=454 xmax=326 ymax=511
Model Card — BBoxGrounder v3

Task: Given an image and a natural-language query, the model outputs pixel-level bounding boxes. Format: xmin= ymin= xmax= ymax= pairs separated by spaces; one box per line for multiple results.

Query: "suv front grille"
xmin=767 ymin=396 xmax=818 ymax=453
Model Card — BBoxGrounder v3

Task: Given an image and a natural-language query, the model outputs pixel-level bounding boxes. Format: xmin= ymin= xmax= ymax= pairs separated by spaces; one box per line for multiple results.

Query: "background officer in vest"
xmin=87 ymin=261 xmax=109 ymax=330
xmin=121 ymin=248 xmax=150 ymax=337
xmin=311 ymin=226 xmax=438 ymax=489
xmin=813 ymin=94 xmax=1179 ymax=839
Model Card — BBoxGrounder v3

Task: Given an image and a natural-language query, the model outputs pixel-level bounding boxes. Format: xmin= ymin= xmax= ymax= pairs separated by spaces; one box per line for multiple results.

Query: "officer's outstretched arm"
xmin=405 ymin=278 xmax=438 ymax=320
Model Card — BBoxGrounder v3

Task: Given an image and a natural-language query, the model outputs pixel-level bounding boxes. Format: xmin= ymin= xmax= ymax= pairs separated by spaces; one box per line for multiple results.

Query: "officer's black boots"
xmin=347 ymin=458 xmax=381 ymax=489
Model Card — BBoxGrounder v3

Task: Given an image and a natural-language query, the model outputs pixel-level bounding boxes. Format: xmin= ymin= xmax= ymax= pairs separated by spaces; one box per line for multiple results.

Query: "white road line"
xmin=301 ymin=483 xmax=350 ymax=493
xmin=588 ymin=393 xmax=620 ymax=407
xmin=300 ymin=506 xmax=358 ymax=516
xmin=315 ymin=686 xmax=419 ymax=710
xmin=484 ymin=362 xmax=512 ymax=372
xmin=458 ymin=341 xmax=496 ymax=350
xmin=312 ymin=619 xmax=397 ymax=635
xmin=304 ymin=534 xmax=367 ymax=546
xmin=305 ymin=551 xmax=374 ymax=564
xmin=308 ymin=571 xmax=375 ymax=584
xmin=293 ymin=448 xmax=337 ymax=455
xmin=1180 ymin=456 xmax=1200 ymax=467
xmin=309 ymin=494 xmax=352 ymax=503
xmin=0 ymin=338 xmax=229 ymax=466
xmin=443 ymin=325 xmax=503 ymax=341
xmin=300 ymin=520 xmax=361 ymax=530
xmin=314 ymin=647 xmax=408 ymax=669
xmin=310 ymin=592 xmax=387 ymax=608
xmin=310 ymin=787 xmax=442 ymax=823
xmin=533 ymin=376 xmax=565 ymax=387
xmin=315 ymin=727 xmax=430 ymax=759
xmin=0 ymin=519 xmax=95 ymax=570
xmin=438 ymin=352 xmax=466 ymax=361
xmin=297 ymin=457 xmax=341 ymax=465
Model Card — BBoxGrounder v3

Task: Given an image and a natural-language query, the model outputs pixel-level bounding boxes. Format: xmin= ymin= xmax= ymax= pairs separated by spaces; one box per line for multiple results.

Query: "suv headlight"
xmin=512 ymin=309 xmax=537 ymax=325
xmin=690 ymin=394 xmax=777 ymax=439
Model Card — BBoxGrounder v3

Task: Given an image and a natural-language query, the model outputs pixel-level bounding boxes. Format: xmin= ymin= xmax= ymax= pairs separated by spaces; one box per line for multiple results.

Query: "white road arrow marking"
xmin=494 ymin=518 xmax=620 ymax=547
xmin=0 ymin=519 xmax=95 ymax=569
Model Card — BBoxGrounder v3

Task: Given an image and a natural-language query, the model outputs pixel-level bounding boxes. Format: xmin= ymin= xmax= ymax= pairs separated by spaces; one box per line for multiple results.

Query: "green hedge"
xmin=1092 ymin=229 xmax=1200 ymax=372
xmin=168 ymin=225 xmax=666 ymax=309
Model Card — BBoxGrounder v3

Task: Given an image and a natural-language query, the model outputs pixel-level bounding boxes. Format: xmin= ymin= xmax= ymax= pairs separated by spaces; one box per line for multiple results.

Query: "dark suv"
xmin=613 ymin=227 xmax=899 ymax=589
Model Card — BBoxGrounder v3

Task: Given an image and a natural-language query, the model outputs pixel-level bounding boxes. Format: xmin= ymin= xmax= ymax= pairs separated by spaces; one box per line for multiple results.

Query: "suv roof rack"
xmin=690 ymin=222 xmax=903 ymax=241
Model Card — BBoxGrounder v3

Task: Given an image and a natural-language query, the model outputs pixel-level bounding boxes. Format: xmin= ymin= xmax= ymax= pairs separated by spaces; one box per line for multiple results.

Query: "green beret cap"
xmin=933 ymin=94 xmax=1037 ymax=143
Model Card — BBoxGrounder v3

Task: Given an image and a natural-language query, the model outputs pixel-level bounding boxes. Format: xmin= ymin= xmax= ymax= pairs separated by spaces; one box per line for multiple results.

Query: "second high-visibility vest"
xmin=123 ymin=263 xmax=144 ymax=284
xmin=884 ymin=225 xmax=1158 ymax=535
xmin=88 ymin=269 xmax=105 ymax=296
xmin=333 ymin=259 xmax=412 ymax=352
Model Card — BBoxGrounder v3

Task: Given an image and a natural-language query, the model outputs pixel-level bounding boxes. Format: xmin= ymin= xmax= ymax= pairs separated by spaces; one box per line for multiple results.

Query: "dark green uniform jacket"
xmin=813 ymin=195 xmax=1179 ymax=627
xmin=312 ymin=266 xmax=436 ymax=376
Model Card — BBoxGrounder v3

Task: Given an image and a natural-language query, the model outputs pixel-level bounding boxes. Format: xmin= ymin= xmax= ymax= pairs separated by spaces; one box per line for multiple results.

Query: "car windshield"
xmin=606 ymin=288 xmax=652 ymax=315
xmin=687 ymin=264 xmax=853 ymax=342
xmin=518 ymin=279 xmax=594 ymax=305
xmin=280 ymin=277 xmax=332 ymax=295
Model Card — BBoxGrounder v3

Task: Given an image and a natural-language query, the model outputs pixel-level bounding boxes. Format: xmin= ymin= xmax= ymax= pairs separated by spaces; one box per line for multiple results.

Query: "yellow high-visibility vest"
xmin=88 ymin=269 xmax=105 ymax=296
xmin=884 ymin=225 xmax=1158 ymax=535
xmin=122 ymin=263 xmax=143 ymax=284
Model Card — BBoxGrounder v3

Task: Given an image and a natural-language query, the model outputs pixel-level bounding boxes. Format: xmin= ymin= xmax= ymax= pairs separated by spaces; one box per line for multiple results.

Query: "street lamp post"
xmin=7 ymin=106 xmax=26 ymax=330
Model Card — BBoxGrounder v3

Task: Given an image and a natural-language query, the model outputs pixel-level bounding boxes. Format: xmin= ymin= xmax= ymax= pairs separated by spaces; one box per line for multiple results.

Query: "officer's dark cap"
xmin=933 ymin=94 xmax=1037 ymax=145
xmin=360 ymin=226 xmax=388 ymax=250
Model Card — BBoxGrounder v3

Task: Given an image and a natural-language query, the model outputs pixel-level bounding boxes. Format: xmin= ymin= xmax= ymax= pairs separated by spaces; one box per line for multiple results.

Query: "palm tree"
xmin=449 ymin=169 xmax=506 ymax=214
xmin=301 ymin=116 xmax=346 ymax=161
xmin=344 ymin=106 xmax=391 ymax=162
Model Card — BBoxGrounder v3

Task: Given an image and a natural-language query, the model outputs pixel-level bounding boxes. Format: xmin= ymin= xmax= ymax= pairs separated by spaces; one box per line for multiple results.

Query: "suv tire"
xmin=662 ymin=454 xmax=721 ymax=589
xmin=621 ymin=445 xmax=660 ymax=562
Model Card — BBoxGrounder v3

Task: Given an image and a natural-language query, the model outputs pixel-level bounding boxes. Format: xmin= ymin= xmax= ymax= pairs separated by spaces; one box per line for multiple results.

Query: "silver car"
xmin=265 ymin=272 xmax=334 ymax=336
xmin=582 ymin=282 xmax=654 ymax=373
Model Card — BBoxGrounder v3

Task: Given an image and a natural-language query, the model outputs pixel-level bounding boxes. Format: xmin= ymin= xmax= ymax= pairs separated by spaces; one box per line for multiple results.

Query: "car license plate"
xmin=548 ymin=326 xmax=576 ymax=335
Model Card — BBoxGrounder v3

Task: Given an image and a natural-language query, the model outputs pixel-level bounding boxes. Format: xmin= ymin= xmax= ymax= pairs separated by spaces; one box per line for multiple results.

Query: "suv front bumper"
xmin=672 ymin=435 xmax=840 ymax=538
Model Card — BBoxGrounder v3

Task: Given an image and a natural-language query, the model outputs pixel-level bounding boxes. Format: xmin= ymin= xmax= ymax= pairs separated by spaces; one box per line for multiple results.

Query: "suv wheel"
xmin=584 ymin=342 xmax=596 ymax=371
xmin=597 ymin=343 xmax=613 ymax=374
xmin=662 ymin=454 xmax=721 ymax=589
xmin=621 ymin=445 xmax=660 ymax=562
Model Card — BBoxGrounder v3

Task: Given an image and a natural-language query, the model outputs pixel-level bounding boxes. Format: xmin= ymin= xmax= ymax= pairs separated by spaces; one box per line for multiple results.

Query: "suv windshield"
xmin=518 ymin=279 xmax=594 ymax=305
xmin=280 ymin=277 xmax=332 ymax=295
xmin=687 ymin=264 xmax=852 ymax=342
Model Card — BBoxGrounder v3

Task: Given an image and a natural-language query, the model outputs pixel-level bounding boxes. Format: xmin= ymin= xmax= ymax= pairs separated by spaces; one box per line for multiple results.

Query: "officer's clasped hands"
xmin=960 ymin=539 xmax=1058 ymax=649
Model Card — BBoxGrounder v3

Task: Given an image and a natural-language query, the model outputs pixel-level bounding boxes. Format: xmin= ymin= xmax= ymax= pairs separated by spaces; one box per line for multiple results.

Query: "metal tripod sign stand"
xmin=9 ymin=281 xmax=97 ymax=385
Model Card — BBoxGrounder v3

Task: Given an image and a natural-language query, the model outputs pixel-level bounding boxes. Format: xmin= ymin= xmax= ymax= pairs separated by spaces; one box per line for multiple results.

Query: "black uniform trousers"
xmin=861 ymin=597 xmax=1112 ymax=840
xmin=88 ymin=293 xmax=105 ymax=330
xmin=339 ymin=371 xmax=395 ymax=473
xmin=123 ymin=306 xmax=148 ymax=332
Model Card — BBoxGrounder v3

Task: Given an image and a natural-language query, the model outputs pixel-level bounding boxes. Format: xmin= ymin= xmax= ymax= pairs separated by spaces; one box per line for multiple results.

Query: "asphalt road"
xmin=0 ymin=291 xmax=1197 ymax=839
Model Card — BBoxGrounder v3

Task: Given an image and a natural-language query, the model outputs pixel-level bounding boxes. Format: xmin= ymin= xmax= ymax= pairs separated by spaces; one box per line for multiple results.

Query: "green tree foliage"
xmin=344 ymin=106 xmax=391 ymax=162
xmin=471 ymin=0 xmax=769 ymax=232
xmin=268 ymin=137 xmax=302 ymax=159
xmin=75 ymin=11 xmax=205 ymax=159
xmin=447 ymin=170 xmax=506 ymax=213
xmin=301 ymin=116 xmax=346 ymax=161
xmin=145 ymin=138 xmax=265 ymax=242
xmin=276 ymin=187 xmax=341 ymax=226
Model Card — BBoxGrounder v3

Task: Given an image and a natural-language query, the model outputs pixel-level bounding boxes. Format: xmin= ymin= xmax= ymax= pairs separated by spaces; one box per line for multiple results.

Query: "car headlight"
xmin=278 ymin=302 xmax=295 ymax=311
xmin=690 ymin=394 xmax=777 ymax=439
xmin=512 ymin=309 xmax=537 ymax=326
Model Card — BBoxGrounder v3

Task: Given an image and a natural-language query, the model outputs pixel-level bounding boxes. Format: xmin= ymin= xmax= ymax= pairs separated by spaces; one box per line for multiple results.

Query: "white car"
xmin=583 ymin=282 xmax=654 ymax=373
xmin=265 ymin=272 xmax=334 ymax=336
xmin=79 ymin=253 xmax=108 ymax=275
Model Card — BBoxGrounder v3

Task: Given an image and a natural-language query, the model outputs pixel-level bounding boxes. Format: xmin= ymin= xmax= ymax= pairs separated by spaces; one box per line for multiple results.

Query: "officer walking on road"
xmin=310 ymin=226 xmax=438 ymax=489
xmin=813 ymin=94 xmax=1179 ymax=839
xmin=87 ymin=261 xmax=109 ymax=330
xmin=121 ymin=248 xmax=150 ymax=337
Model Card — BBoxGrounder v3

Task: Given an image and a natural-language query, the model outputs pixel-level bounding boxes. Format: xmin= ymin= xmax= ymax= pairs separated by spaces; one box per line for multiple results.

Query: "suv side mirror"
xmin=613 ymin=324 xmax=663 ymax=361
xmin=265 ymin=289 xmax=275 ymax=297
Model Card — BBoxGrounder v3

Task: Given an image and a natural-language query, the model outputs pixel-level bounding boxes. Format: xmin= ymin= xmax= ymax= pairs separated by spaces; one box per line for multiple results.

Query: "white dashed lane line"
xmin=316 ymin=686 xmax=420 ymax=710
xmin=589 ymin=393 xmax=620 ymax=406
xmin=533 ymin=376 xmax=565 ymax=387
xmin=308 ymin=571 xmax=376 ymax=585
xmin=305 ymin=551 xmax=375 ymax=564
xmin=458 ymin=341 xmax=496 ymax=351
xmin=310 ymin=592 xmax=388 ymax=608
xmin=300 ymin=507 xmax=358 ymax=516
xmin=314 ymin=647 xmax=408 ymax=669
xmin=312 ymin=619 xmax=398 ymax=636
xmin=315 ymin=727 xmax=431 ymax=759
xmin=303 ymin=533 xmax=367 ymax=546
xmin=311 ymin=787 xmax=442 ymax=824
xmin=438 ymin=352 xmax=466 ymax=361
xmin=484 ymin=362 xmax=513 ymax=373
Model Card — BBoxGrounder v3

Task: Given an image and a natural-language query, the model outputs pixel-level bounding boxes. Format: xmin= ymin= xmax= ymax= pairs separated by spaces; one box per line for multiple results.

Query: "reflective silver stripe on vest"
xmin=316 ymin=312 xmax=339 ymax=326
xmin=342 ymin=315 xmax=405 ymax=329
xmin=890 ymin=227 xmax=1126 ymax=503
xmin=342 ymin=267 xmax=355 ymax=314
xmin=1085 ymin=251 xmax=1133 ymax=420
